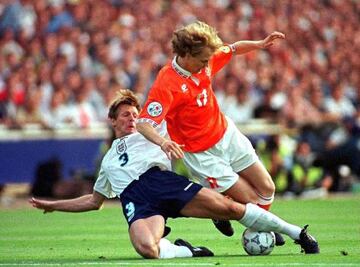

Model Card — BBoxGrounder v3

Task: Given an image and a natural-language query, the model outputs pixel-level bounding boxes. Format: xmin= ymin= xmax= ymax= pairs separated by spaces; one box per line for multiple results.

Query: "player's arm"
xmin=29 ymin=191 xmax=105 ymax=213
xmin=231 ymin=31 xmax=285 ymax=55
xmin=136 ymin=121 xmax=184 ymax=159
xmin=136 ymin=121 xmax=167 ymax=148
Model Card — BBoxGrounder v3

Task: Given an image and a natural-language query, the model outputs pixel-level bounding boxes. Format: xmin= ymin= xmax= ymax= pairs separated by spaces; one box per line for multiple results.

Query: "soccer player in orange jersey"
xmin=137 ymin=21 xmax=286 ymax=244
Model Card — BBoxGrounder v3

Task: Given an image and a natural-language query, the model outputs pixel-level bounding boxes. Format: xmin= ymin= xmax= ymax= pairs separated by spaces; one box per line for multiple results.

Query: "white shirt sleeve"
xmin=93 ymin=166 xmax=117 ymax=198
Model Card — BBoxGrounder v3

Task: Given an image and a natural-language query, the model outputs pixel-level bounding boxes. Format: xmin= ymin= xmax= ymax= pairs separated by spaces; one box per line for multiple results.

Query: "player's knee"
xmin=135 ymin=241 xmax=159 ymax=259
xmin=259 ymin=177 xmax=275 ymax=197
xmin=265 ymin=179 xmax=276 ymax=195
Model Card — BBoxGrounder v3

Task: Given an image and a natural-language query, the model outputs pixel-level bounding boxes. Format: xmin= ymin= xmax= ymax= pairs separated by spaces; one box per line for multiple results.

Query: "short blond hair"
xmin=171 ymin=21 xmax=223 ymax=57
xmin=108 ymin=89 xmax=141 ymax=119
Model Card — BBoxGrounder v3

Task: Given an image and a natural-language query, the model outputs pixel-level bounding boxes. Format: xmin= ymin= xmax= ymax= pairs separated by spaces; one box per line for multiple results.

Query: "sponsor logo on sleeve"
xmin=147 ymin=102 xmax=163 ymax=117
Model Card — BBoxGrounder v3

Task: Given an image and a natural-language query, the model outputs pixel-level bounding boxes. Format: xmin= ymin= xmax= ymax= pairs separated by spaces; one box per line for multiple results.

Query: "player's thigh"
xmin=180 ymin=188 xmax=245 ymax=220
xmin=129 ymin=215 xmax=165 ymax=250
xmin=238 ymin=161 xmax=275 ymax=196
xmin=226 ymin=117 xmax=259 ymax=174
xmin=183 ymin=151 xmax=238 ymax=193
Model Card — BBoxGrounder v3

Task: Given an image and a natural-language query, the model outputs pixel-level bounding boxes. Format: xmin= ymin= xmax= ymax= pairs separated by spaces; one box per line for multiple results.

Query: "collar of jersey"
xmin=171 ymin=56 xmax=191 ymax=78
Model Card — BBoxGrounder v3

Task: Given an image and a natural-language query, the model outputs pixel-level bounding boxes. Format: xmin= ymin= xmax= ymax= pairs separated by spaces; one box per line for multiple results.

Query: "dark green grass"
xmin=1 ymin=195 xmax=360 ymax=266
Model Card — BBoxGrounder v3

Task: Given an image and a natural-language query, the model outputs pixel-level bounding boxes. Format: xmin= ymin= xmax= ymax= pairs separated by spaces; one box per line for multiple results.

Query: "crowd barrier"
xmin=0 ymin=120 xmax=284 ymax=184
xmin=0 ymin=125 xmax=109 ymax=184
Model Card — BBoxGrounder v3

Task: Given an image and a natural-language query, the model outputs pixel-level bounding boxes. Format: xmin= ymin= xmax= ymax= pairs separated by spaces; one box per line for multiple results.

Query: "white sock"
xmin=239 ymin=203 xmax=302 ymax=240
xmin=159 ymin=238 xmax=192 ymax=259
xmin=256 ymin=192 xmax=274 ymax=206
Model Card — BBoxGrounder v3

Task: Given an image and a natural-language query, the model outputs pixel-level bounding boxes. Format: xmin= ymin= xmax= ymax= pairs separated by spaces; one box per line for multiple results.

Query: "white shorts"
xmin=183 ymin=117 xmax=259 ymax=193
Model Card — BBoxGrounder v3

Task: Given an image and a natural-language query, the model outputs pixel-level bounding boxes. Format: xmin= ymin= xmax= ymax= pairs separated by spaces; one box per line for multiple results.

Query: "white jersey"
xmin=94 ymin=122 xmax=171 ymax=198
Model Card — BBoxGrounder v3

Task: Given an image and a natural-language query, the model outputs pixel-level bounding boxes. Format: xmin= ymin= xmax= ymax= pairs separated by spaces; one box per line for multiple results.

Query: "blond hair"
xmin=108 ymin=89 xmax=141 ymax=119
xmin=171 ymin=21 xmax=223 ymax=57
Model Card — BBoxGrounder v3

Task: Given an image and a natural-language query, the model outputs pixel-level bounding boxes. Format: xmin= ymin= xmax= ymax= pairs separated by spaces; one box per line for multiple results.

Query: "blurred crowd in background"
xmin=0 ymin=0 xmax=359 ymax=197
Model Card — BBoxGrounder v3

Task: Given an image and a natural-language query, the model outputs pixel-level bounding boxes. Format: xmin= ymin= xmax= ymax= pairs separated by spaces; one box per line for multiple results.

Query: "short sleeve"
xmin=138 ymin=75 xmax=173 ymax=127
xmin=93 ymin=166 xmax=117 ymax=199
xmin=209 ymin=45 xmax=233 ymax=76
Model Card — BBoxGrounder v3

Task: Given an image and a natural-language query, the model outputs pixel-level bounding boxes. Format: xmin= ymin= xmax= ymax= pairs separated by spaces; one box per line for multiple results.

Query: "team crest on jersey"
xmin=147 ymin=101 xmax=163 ymax=117
xmin=116 ymin=139 xmax=127 ymax=154
xmin=220 ymin=46 xmax=231 ymax=54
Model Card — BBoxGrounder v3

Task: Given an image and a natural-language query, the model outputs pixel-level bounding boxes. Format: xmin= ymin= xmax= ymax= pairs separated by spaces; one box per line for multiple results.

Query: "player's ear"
xmin=109 ymin=118 xmax=116 ymax=128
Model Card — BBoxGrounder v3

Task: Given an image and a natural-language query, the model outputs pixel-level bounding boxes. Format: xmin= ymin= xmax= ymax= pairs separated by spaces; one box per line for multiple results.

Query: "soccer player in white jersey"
xmin=30 ymin=89 xmax=319 ymax=259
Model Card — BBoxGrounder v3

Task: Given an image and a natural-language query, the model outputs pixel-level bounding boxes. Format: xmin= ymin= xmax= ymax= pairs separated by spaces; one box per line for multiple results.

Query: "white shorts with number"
xmin=183 ymin=117 xmax=259 ymax=193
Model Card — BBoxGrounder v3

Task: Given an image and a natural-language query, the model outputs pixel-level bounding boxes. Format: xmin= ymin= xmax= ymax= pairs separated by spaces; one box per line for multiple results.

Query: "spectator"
xmin=0 ymin=1 xmax=24 ymax=34
xmin=14 ymin=89 xmax=48 ymax=128
xmin=41 ymin=88 xmax=72 ymax=129
xmin=0 ymin=0 xmax=357 ymax=132
xmin=46 ymin=0 xmax=74 ymax=33
xmin=324 ymin=83 xmax=356 ymax=120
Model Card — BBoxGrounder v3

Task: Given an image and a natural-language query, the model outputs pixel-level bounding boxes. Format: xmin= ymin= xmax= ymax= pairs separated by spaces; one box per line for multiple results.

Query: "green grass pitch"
xmin=1 ymin=195 xmax=360 ymax=267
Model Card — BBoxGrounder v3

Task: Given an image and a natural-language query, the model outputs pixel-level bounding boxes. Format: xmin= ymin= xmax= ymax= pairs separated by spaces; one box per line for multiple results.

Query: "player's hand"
xmin=160 ymin=140 xmax=185 ymax=160
xmin=29 ymin=197 xmax=55 ymax=214
xmin=260 ymin=31 xmax=285 ymax=48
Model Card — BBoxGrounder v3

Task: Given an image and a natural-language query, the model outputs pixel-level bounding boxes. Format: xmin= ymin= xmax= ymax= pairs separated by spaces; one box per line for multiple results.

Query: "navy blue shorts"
xmin=120 ymin=167 xmax=202 ymax=226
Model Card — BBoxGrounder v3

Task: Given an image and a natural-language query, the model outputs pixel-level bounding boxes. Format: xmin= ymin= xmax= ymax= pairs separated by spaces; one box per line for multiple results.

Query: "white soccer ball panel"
xmin=242 ymin=228 xmax=275 ymax=256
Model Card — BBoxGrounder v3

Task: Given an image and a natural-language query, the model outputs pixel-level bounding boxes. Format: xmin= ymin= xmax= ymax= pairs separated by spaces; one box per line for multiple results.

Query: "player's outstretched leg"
xmin=174 ymin=239 xmax=214 ymax=257
xmin=212 ymin=219 xmax=234 ymax=237
xmin=294 ymin=225 xmax=320 ymax=254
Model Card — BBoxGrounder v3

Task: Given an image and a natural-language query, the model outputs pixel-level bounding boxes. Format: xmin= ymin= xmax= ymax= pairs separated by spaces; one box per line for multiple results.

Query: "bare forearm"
xmin=136 ymin=121 xmax=184 ymax=159
xmin=49 ymin=195 xmax=101 ymax=212
xmin=232 ymin=40 xmax=263 ymax=55
xmin=136 ymin=122 xmax=167 ymax=147
xmin=30 ymin=192 xmax=105 ymax=213
xmin=232 ymin=31 xmax=285 ymax=55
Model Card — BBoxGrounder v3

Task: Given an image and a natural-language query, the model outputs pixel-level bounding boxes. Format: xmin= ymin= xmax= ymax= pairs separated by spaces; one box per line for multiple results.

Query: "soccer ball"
xmin=241 ymin=228 xmax=275 ymax=256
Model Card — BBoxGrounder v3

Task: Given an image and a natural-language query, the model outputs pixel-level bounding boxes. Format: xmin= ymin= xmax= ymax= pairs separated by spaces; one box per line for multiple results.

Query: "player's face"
xmin=112 ymin=104 xmax=139 ymax=138
xmin=186 ymin=47 xmax=213 ymax=73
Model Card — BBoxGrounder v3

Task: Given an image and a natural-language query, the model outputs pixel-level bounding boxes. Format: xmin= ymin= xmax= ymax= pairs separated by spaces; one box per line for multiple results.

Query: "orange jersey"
xmin=138 ymin=45 xmax=234 ymax=152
